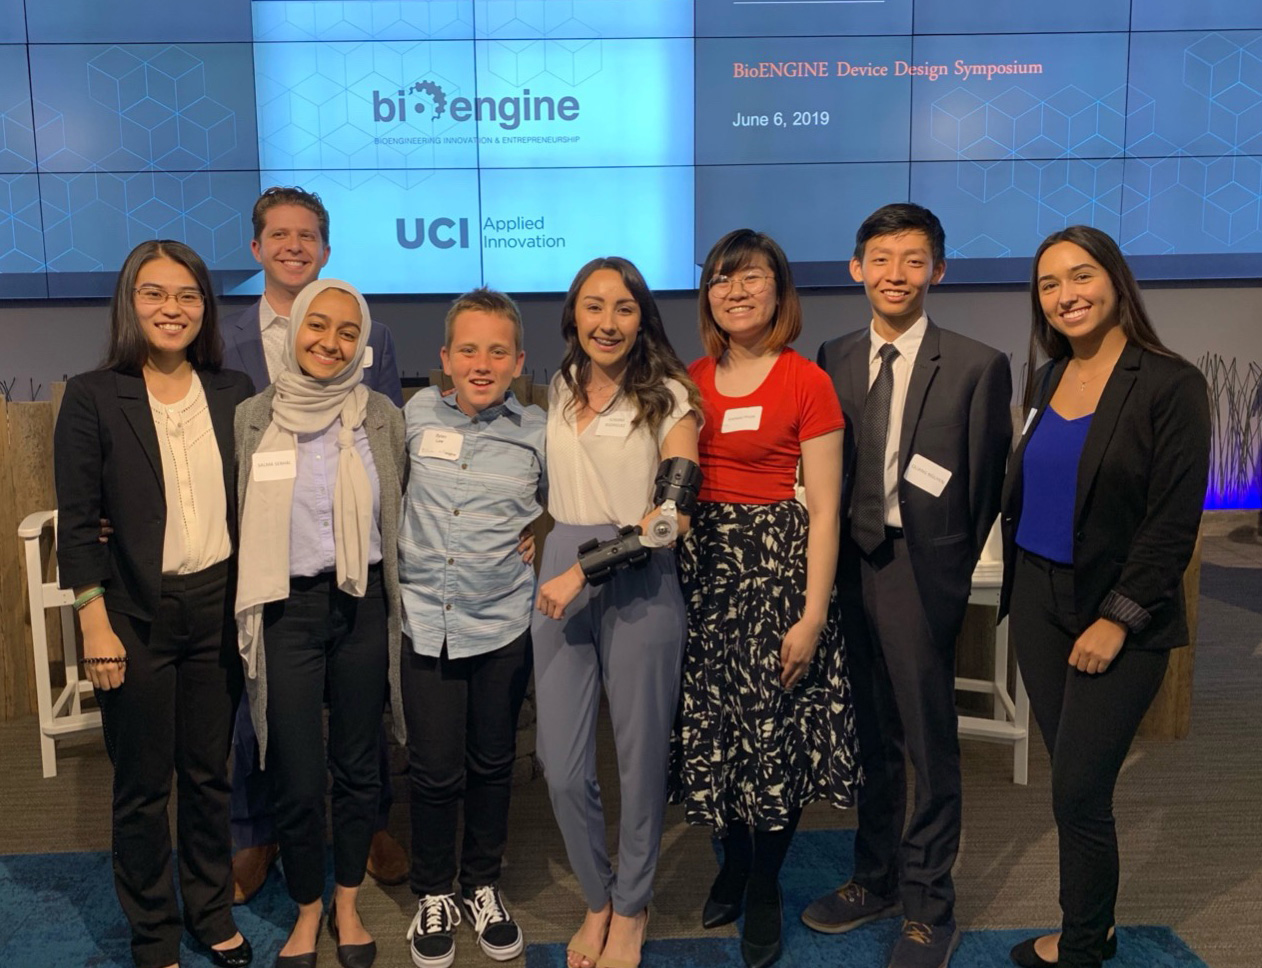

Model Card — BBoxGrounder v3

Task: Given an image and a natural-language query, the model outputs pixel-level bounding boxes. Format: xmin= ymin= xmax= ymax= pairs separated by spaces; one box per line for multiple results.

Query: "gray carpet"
xmin=2 ymin=522 xmax=1258 ymax=967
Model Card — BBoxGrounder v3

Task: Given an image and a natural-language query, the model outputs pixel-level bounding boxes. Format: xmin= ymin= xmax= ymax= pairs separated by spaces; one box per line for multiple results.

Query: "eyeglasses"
xmin=134 ymin=286 xmax=205 ymax=307
xmin=707 ymin=270 xmax=773 ymax=297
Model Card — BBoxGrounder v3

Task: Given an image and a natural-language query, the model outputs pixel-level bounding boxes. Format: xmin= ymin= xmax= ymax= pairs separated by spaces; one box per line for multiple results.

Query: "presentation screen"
xmin=2 ymin=0 xmax=1261 ymax=296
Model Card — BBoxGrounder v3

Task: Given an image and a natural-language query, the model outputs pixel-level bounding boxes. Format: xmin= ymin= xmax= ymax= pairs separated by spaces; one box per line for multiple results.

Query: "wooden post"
xmin=1137 ymin=530 xmax=1202 ymax=740
xmin=0 ymin=391 xmax=66 ymax=721
xmin=0 ymin=397 xmax=32 ymax=720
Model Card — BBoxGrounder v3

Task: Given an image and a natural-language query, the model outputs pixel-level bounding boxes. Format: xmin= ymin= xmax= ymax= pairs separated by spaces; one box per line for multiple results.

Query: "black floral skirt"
xmin=669 ymin=499 xmax=860 ymax=836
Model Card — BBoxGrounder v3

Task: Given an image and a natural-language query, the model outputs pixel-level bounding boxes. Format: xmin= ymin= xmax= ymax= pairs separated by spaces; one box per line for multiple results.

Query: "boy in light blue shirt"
xmin=398 ymin=289 xmax=546 ymax=968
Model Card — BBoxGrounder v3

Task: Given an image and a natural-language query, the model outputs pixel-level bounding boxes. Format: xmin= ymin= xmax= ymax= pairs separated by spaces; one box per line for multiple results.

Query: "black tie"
xmin=851 ymin=343 xmax=899 ymax=554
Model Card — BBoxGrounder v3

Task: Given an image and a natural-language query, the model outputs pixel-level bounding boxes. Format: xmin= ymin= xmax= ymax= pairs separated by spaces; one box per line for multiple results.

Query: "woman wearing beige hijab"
xmin=235 ymin=279 xmax=405 ymax=968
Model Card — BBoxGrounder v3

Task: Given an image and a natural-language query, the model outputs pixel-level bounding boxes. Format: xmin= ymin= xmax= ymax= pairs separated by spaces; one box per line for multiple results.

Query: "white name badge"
xmin=596 ymin=410 xmax=632 ymax=437
xmin=362 ymin=345 xmax=374 ymax=368
xmin=721 ymin=406 xmax=763 ymax=433
xmin=904 ymin=454 xmax=952 ymax=497
xmin=419 ymin=428 xmax=464 ymax=460
xmin=252 ymin=450 xmax=297 ymax=482
xmin=1022 ymin=407 xmax=1038 ymax=436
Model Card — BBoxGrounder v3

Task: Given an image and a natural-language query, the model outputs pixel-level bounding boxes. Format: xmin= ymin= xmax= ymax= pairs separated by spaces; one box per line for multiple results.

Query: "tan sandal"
xmin=567 ymin=936 xmax=602 ymax=968
xmin=595 ymin=910 xmax=649 ymax=968
xmin=567 ymin=913 xmax=610 ymax=968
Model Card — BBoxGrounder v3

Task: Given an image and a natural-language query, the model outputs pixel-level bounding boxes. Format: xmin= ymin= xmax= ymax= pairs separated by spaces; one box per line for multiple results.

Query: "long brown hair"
xmin=697 ymin=228 xmax=802 ymax=358
xmin=1025 ymin=225 xmax=1177 ymax=403
xmin=102 ymin=240 xmax=222 ymax=374
xmin=558 ymin=256 xmax=701 ymax=435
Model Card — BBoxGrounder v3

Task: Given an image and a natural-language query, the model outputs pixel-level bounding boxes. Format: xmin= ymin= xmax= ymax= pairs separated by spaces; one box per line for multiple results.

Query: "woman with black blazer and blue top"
xmin=54 ymin=240 xmax=255 ymax=968
xmin=999 ymin=226 xmax=1210 ymax=968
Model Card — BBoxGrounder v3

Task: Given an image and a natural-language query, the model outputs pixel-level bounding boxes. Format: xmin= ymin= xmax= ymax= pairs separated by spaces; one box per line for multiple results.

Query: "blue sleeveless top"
xmin=1015 ymin=408 xmax=1093 ymax=565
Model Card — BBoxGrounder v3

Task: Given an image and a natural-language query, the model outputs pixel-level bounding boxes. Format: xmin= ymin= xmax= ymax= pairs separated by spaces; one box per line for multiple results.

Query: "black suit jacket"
xmin=999 ymin=343 xmax=1210 ymax=650
xmin=819 ymin=320 xmax=1013 ymax=646
xmin=54 ymin=366 xmax=255 ymax=621
xmin=220 ymin=299 xmax=404 ymax=405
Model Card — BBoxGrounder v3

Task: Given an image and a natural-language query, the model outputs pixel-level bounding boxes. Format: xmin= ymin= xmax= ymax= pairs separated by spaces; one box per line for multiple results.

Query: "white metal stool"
xmin=19 ymin=509 xmax=101 ymax=777
xmin=956 ymin=520 xmax=1031 ymax=784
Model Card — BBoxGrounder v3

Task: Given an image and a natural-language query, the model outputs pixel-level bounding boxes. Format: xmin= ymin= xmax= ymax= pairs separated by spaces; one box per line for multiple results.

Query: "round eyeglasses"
xmin=707 ymin=270 xmax=772 ymax=297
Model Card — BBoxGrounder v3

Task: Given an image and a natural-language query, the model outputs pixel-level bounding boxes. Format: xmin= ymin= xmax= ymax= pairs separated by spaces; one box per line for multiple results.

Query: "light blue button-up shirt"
xmin=398 ymin=386 xmax=546 ymax=658
xmin=290 ymin=418 xmax=384 ymax=577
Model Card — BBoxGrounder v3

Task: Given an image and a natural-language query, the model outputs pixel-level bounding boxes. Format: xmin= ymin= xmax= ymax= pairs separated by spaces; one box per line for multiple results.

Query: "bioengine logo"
xmin=372 ymin=79 xmax=580 ymax=131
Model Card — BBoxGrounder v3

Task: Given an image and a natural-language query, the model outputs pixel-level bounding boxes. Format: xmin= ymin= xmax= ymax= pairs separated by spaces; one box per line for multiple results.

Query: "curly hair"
xmin=558 ymin=257 xmax=701 ymax=436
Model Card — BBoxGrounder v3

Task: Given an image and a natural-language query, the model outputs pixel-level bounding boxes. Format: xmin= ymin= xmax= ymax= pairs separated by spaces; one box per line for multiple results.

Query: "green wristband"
xmin=72 ymin=587 xmax=105 ymax=611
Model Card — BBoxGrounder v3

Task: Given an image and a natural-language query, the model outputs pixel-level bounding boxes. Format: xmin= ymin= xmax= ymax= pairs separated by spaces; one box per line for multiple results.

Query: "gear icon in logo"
xmin=408 ymin=79 xmax=448 ymax=120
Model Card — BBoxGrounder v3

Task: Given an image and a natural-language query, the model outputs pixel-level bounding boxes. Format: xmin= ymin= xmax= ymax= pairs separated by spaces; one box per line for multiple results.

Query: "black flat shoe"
xmin=209 ymin=936 xmax=253 ymax=968
xmin=327 ymin=903 xmax=377 ymax=968
xmin=740 ymin=885 xmax=782 ymax=968
xmin=702 ymin=894 xmax=743 ymax=929
xmin=275 ymin=916 xmax=320 ymax=968
xmin=274 ymin=953 xmax=316 ymax=968
xmin=1009 ymin=930 xmax=1118 ymax=967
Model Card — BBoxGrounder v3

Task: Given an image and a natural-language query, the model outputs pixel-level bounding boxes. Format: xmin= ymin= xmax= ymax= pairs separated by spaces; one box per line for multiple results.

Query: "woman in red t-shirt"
xmin=670 ymin=229 xmax=860 ymax=968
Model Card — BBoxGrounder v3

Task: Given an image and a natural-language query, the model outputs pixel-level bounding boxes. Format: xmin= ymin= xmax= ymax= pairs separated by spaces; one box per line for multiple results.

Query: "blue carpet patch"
xmin=0 ymin=848 xmax=299 ymax=967
xmin=525 ymin=829 xmax=1209 ymax=968
xmin=0 ymin=831 xmax=1209 ymax=967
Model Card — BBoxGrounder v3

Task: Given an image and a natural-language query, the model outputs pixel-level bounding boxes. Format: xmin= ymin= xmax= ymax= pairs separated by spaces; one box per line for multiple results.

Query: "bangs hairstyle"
xmin=698 ymin=228 xmax=801 ymax=358
xmin=1026 ymin=225 xmax=1176 ymax=401
xmin=445 ymin=287 xmax=524 ymax=352
xmin=559 ymin=256 xmax=702 ymax=436
xmin=853 ymin=202 xmax=946 ymax=266
xmin=102 ymin=239 xmax=222 ymax=375
xmin=251 ymin=185 xmax=330 ymax=245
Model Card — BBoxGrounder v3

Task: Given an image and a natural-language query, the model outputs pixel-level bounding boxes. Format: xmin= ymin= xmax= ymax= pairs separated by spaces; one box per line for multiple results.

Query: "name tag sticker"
xmin=419 ymin=428 xmax=464 ymax=460
xmin=362 ymin=345 xmax=374 ymax=368
xmin=1022 ymin=407 xmax=1038 ymax=436
xmin=904 ymin=454 xmax=952 ymax=497
xmin=596 ymin=411 xmax=632 ymax=437
xmin=721 ymin=406 xmax=763 ymax=433
xmin=252 ymin=450 xmax=297 ymax=482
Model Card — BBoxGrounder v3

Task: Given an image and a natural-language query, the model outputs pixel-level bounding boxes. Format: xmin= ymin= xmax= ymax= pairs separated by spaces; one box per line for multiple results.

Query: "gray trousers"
xmin=532 ymin=522 xmax=686 ymax=915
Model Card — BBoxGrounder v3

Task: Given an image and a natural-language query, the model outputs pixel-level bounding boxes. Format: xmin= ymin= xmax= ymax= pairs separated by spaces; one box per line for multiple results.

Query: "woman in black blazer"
xmin=999 ymin=226 xmax=1210 ymax=968
xmin=54 ymin=240 xmax=254 ymax=968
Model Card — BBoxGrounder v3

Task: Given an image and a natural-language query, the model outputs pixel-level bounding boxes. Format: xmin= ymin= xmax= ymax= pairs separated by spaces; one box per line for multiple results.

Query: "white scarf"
xmin=235 ymin=279 xmax=373 ymax=677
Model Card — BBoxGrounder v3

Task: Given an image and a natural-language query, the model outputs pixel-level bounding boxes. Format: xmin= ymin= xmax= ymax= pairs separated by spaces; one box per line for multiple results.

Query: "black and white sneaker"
xmin=407 ymin=893 xmax=461 ymax=968
xmin=462 ymin=884 xmax=525 ymax=961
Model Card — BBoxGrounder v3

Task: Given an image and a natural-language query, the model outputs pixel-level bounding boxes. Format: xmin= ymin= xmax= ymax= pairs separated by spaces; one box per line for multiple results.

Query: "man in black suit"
xmin=803 ymin=204 xmax=1013 ymax=968
xmin=222 ymin=186 xmax=408 ymax=901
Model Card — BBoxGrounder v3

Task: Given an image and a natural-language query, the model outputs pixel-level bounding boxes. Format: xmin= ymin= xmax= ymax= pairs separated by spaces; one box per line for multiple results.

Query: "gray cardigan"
xmin=234 ymin=386 xmax=407 ymax=764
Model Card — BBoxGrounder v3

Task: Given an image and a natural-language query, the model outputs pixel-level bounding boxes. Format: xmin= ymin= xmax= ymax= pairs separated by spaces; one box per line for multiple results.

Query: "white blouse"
xmin=546 ymin=375 xmax=691 ymax=527
xmin=149 ymin=372 xmax=231 ymax=575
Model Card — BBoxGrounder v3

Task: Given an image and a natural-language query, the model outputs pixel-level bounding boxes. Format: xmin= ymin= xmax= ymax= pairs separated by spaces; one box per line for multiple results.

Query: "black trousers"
xmin=263 ymin=567 xmax=389 ymax=905
xmin=229 ymin=689 xmax=394 ymax=849
xmin=99 ymin=559 xmax=242 ymax=968
xmin=1010 ymin=550 xmax=1168 ymax=968
xmin=402 ymin=629 xmax=531 ymax=896
xmin=839 ymin=533 xmax=962 ymax=926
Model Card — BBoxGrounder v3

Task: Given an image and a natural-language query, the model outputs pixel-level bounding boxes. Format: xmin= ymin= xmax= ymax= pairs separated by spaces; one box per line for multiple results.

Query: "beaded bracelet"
xmin=72 ymin=586 xmax=105 ymax=611
xmin=82 ymin=656 xmax=127 ymax=665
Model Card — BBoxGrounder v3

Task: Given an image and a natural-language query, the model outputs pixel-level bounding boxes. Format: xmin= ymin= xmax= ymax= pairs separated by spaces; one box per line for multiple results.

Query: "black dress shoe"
xmin=1009 ymin=930 xmax=1118 ymax=967
xmin=740 ymin=885 xmax=782 ymax=968
xmin=702 ymin=893 xmax=743 ymax=929
xmin=327 ymin=904 xmax=378 ymax=968
xmin=209 ymin=937 xmax=253 ymax=968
